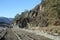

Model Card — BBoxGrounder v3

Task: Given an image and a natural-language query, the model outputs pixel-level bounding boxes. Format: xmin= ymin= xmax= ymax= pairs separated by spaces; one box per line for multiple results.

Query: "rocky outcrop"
xmin=14 ymin=0 xmax=60 ymax=28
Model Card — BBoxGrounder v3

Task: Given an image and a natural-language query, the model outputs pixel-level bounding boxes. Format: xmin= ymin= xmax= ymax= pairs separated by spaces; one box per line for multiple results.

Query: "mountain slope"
xmin=13 ymin=0 xmax=60 ymax=28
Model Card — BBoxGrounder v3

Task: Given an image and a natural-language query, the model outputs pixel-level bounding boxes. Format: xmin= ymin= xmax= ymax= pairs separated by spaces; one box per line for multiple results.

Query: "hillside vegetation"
xmin=13 ymin=0 xmax=60 ymax=34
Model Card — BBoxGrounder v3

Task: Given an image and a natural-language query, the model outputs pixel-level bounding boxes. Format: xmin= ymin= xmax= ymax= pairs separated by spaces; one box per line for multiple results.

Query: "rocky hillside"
xmin=13 ymin=0 xmax=60 ymax=28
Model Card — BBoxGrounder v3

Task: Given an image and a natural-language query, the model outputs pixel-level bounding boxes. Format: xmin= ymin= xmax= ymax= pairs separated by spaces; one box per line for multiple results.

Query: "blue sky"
xmin=0 ymin=0 xmax=41 ymax=18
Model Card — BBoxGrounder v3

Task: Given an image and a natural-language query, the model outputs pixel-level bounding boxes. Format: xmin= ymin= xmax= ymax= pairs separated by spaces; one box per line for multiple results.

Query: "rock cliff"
xmin=13 ymin=0 xmax=60 ymax=28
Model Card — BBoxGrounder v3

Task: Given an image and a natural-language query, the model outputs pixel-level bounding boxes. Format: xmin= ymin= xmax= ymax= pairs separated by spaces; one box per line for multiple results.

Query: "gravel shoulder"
xmin=13 ymin=28 xmax=60 ymax=40
xmin=13 ymin=28 xmax=52 ymax=40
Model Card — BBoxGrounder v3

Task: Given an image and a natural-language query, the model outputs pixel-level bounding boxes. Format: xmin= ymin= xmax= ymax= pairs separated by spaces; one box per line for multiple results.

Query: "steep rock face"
xmin=16 ymin=2 xmax=48 ymax=28
xmin=14 ymin=0 xmax=60 ymax=28
xmin=27 ymin=1 xmax=48 ymax=27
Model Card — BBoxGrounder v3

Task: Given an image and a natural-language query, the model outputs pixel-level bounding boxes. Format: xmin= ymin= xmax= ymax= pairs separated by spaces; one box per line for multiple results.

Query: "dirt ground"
xmin=0 ymin=28 xmax=18 ymax=40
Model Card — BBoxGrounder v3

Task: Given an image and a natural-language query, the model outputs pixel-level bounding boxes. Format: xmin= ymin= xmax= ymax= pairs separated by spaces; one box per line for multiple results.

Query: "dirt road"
xmin=0 ymin=28 xmax=52 ymax=40
xmin=13 ymin=28 xmax=52 ymax=40
xmin=0 ymin=28 xmax=18 ymax=40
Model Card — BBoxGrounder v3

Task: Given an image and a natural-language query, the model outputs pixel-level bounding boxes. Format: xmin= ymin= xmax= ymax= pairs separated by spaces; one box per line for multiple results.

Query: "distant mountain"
xmin=0 ymin=17 xmax=13 ymax=24
xmin=8 ymin=18 xmax=13 ymax=23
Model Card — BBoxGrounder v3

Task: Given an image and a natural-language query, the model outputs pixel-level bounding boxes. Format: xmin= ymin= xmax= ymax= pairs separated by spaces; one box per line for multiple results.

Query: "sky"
xmin=0 ymin=0 xmax=42 ymax=18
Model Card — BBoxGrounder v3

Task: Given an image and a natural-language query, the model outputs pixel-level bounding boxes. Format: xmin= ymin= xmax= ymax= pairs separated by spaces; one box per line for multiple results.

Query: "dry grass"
xmin=29 ymin=26 xmax=60 ymax=35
